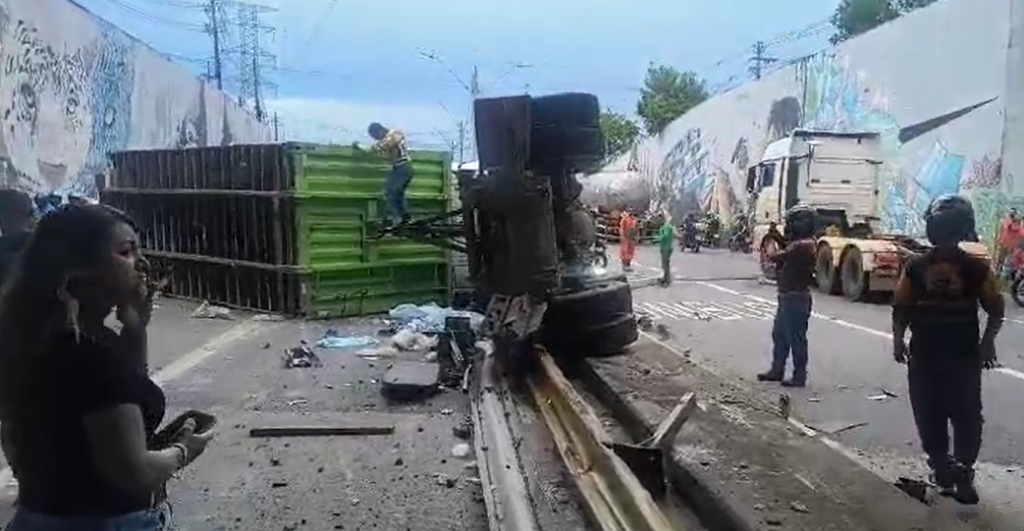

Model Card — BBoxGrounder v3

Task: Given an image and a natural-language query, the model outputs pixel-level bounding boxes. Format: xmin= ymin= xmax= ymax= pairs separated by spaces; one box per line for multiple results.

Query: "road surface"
xmin=617 ymin=243 xmax=1024 ymax=528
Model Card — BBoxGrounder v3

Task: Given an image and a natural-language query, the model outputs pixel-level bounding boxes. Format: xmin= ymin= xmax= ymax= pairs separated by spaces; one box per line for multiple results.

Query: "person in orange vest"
xmin=618 ymin=209 xmax=639 ymax=272
xmin=997 ymin=208 xmax=1021 ymax=276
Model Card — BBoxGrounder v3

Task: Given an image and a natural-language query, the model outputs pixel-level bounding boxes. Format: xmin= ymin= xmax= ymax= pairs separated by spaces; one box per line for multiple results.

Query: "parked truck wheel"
xmin=840 ymin=248 xmax=868 ymax=301
xmin=816 ymin=244 xmax=841 ymax=295
xmin=759 ymin=234 xmax=785 ymax=281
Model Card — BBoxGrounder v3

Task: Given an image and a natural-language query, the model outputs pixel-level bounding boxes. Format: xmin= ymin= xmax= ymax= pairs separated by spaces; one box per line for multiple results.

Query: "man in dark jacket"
xmin=0 ymin=189 xmax=36 ymax=286
xmin=892 ymin=194 xmax=1002 ymax=505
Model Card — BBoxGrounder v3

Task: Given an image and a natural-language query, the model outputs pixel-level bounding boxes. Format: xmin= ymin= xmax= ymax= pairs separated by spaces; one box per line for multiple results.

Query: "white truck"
xmin=747 ymin=129 xmax=988 ymax=301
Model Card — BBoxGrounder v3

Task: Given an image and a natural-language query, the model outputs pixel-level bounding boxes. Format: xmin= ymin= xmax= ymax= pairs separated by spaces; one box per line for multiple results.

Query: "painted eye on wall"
xmin=104 ymin=106 xmax=116 ymax=127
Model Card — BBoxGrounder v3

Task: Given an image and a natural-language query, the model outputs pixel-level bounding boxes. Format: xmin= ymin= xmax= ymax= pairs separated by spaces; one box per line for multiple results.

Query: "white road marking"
xmin=0 ymin=318 xmax=266 ymax=488
xmin=693 ymin=280 xmax=1024 ymax=383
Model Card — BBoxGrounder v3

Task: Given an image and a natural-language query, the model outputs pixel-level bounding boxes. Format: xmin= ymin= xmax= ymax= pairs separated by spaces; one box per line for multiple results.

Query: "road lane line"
xmin=694 ymin=280 xmax=1024 ymax=383
xmin=0 ymin=318 xmax=267 ymax=489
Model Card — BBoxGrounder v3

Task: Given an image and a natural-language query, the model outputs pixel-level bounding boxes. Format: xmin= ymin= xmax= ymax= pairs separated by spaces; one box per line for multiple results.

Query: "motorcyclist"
xmin=892 ymin=194 xmax=1002 ymax=505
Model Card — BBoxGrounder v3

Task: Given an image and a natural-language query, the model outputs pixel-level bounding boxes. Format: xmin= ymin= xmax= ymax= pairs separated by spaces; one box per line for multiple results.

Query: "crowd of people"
xmin=0 ymin=189 xmax=214 ymax=530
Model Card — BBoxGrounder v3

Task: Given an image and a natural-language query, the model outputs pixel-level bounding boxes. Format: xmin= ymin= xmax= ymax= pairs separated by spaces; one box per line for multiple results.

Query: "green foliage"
xmin=599 ymin=110 xmax=641 ymax=165
xmin=829 ymin=0 xmax=938 ymax=44
xmin=635 ymin=63 xmax=709 ymax=137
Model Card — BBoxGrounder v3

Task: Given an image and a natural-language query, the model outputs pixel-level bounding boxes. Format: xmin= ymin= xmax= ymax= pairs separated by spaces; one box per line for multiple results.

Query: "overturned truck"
xmin=459 ymin=93 xmax=638 ymax=354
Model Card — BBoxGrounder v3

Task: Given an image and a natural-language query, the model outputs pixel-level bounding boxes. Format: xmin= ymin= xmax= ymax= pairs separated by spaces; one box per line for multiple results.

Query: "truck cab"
xmin=747 ymin=129 xmax=884 ymax=245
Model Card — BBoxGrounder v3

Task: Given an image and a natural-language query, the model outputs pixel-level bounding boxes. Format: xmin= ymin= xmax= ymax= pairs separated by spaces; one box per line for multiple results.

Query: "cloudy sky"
xmin=75 ymin=0 xmax=836 ymax=155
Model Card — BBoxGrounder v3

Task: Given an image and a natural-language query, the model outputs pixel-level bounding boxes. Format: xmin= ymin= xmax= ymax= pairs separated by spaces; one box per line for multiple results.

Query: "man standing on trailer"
xmin=892 ymin=194 xmax=1002 ymax=505
xmin=357 ymin=122 xmax=413 ymax=229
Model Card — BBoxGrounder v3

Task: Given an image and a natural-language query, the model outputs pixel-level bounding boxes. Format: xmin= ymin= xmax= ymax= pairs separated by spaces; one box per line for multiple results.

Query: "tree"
xmin=635 ymin=63 xmax=709 ymax=137
xmin=599 ymin=110 xmax=641 ymax=165
xmin=829 ymin=0 xmax=900 ymax=44
xmin=829 ymin=0 xmax=938 ymax=44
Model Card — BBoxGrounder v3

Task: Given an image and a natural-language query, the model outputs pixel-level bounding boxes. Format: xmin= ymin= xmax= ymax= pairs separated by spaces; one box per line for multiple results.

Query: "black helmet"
xmin=784 ymin=203 xmax=817 ymax=239
xmin=924 ymin=194 xmax=975 ymax=247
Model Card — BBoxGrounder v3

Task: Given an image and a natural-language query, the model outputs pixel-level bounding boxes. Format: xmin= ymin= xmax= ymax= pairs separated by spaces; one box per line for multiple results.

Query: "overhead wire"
xmin=92 ymin=0 xmax=208 ymax=31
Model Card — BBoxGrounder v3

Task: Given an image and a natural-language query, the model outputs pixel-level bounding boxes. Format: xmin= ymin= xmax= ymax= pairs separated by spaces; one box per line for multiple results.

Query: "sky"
xmin=74 ymin=0 xmax=839 ymax=156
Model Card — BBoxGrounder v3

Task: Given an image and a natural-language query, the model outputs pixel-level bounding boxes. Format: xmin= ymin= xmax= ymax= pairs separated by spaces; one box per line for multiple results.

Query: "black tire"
xmin=840 ymin=247 xmax=868 ymax=301
xmin=816 ymin=244 xmax=840 ymax=295
xmin=531 ymin=125 xmax=603 ymax=168
xmin=531 ymin=93 xmax=600 ymax=128
xmin=545 ymin=280 xmax=633 ymax=329
xmin=544 ymin=314 xmax=639 ymax=358
xmin=1013 ymin=275 xmax=1024 ymax=308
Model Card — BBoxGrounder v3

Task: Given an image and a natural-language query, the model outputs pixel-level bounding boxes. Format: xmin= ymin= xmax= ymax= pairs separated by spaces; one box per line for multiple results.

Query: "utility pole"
xmin=273 ymin=112 xmax=280 ymax=140
xmin=205 ymin=0 xmax=224 ymax=90
xmin=749 ymin=40 xmax=777 ymax=80
xmin=456 ymin=120 xmax=466 ymax=162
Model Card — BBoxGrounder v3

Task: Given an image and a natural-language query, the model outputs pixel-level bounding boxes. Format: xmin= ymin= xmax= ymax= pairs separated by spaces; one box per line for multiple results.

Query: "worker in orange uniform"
xmin=618 ymin=209 xmax=639 ymax=272
xmin=997 ymin=208 xmax=1021 ymax=277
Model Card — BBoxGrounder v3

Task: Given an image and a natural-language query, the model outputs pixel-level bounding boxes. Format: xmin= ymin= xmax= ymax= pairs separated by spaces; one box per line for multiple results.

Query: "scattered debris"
xmin=453 ymin=420 xmax=472 ymax=440
xmin=789 ymin=501 xmax=809 ymax=513
xmin=248 ymin=426 xmax=394 ymax=438
xmin=286 ymin=399 xmax=308 ymax=407
xmin=435 ymin=473 xmax=457 ymax=488
xmin=253 ymin=314 xmax=284 ymax=322
xmin=440 ymin=408 xmax=454 ymax=416
xmin=389 ymin=302 xmax=484 ymax=334
xmin=355 ymin=346 xmax=399 ymax=360
xmin=316 ymin=329 xmax=379 ymax=349
xmin=806 ymin=396 xmax=822 ymax=403
xmin=778 ymin=393 xmax=792 ymax=419
xmin=894 ymin=477 xmax=931 ymax=504
xmin=879 ymin=387 xmax=899 ymax=398
xmin=191 ymin=301 xmax=233 ymax=319
xmin=451 ymin=443 xmax=472 ymax=458
xmin=271 ymin=481 xmax=288 ymax=488
xmin=283 ymin=343 xmax=322 ymax=369
xmin=391 ymin=329 xmax=438 ymax=351
xmin=380 ymin=361 xmax=441 ymax=401
xmin=807 ymin=420 xmax=869 ymax=436
xmin=867 ymin=394 xmax=891 ymax=402
xmin=636 ymin=313 xmax=654 ymax=331
xmin=654 ymin=323 xmax=671 ymax=340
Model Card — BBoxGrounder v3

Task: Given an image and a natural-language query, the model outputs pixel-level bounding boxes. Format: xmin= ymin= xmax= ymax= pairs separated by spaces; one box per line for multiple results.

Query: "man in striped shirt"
xmin=366 ymin=122 xmax=413 ymax=228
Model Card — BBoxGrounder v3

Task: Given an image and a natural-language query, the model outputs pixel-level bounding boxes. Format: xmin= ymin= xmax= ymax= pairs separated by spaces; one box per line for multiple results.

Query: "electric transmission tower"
xmin=229 ymin=1 xmax=277 ymax=122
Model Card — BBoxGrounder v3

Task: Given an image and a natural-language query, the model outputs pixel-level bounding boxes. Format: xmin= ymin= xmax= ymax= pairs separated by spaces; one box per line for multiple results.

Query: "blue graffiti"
xmin=62 ymin=22 xmax=134 ymax=197
xmin=658 ymin=128 xmax=712 ymax=216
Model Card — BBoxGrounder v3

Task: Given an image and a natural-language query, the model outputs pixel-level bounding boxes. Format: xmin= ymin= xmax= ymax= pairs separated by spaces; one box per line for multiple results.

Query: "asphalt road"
xmin=0 ymin=302 xmax=491 ymax=531
xmin=618 ymin=243 xmax=1024 ymax=526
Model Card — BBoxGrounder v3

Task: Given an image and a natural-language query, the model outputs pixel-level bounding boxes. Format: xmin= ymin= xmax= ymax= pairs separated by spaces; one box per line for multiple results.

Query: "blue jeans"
xmin=5 ymin=503 xmax=172 ymax=531
xmin=384 ymin=162 xmax=413 ymax=226
xmin=770 ymin=291 xmax=812 ymax=380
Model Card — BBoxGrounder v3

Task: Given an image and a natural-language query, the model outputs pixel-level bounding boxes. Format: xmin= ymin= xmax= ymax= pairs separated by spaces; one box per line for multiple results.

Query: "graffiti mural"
xmin=0 ymin=0 xmax=268 ymax=196
xmin=657 ymin=128 xmax=711 ymax=218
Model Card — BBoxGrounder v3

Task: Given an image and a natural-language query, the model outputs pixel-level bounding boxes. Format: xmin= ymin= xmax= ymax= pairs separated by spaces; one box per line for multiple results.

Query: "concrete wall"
xmin=615 ymin=0 xmax=1017 ymax=245
xmin=0 ymin=0 xmax=271 ymax=196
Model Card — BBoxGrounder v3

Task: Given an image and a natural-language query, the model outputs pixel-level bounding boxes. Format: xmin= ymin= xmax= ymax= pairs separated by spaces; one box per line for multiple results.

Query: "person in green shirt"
xmin=657 ymin=213 xmax=676 ymax=285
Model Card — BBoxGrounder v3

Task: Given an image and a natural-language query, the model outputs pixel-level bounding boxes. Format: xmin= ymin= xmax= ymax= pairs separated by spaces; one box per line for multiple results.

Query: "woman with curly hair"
xmin=0 ymin=204 xmax=214 ymax=530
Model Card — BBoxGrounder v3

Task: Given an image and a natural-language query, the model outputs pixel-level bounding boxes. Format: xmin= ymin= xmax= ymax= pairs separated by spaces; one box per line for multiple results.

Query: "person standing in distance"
xmin=357 ymin=123 xmax=413 ymax=229
xmin=657 ymin=212 xmax=676 ymax=286
xmin=892 ymin=194 xmax=1002 ymax=505
xmin=757 ymin=204 xmax=817 ymax=388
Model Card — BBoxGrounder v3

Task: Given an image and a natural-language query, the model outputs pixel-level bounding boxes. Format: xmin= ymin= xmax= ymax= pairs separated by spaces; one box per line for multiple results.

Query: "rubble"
xmin=380 ymin=361 xmax=441 ymax=401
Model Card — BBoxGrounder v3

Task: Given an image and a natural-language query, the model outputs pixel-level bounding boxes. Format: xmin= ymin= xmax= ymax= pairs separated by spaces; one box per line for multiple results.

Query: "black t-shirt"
xmin=4 ymin=328 xmax=166 ymax=517
xmin=897 ymin=247 xmax=991 ymax=356
xmin=0 ymin=231 xmax=30 ymax=286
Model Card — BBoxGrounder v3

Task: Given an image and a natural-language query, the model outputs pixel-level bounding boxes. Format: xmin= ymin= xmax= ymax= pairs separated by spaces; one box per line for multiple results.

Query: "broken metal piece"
xmin=648 ymin=391 xmax=697 ymax=450
xmin=608 ymin=442 xmax=666 ymax=499
xmin=248 ymin=426 xmax=394 ymax=438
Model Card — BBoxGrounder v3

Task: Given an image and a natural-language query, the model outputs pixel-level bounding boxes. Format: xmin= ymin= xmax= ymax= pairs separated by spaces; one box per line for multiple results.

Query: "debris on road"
xmin=191 ymin=300 xmax=233 ymax=319
xmin=451 ymin=443 xmax=472 ymax=458
xmin=315 ymin=329 xmax=379 ymax=349
xmin=654 ymin=323 xmax=671 ymax=340
xmin=248 ymin=426 xmax=395 ymax=438
xmin=879 ymin=387 xmax=899 ymax=398
xmin=253 ymin=313 xmax=285 ymax=322
xmin=790 ymin=501 xmax=810 ymax=513
xmin=778 ymin=393 xmax=792 ymax=419
xmin=282 ymin=342 xmax=322 ymax=368
xmin=807 ymin=420 xmax=869 ymax=436
xmin=867 ymin=393 xmax=891 ymax=402
xmin=806 ymin=396 xmax=822 ymax=403
xmin=391 ymin=329 xmax=438 ymax=351
xmin=388 ymin=302 xmax=483 ymax=334
xmin=380 ymin=360 xmax=441 ymax=401
xmin=893 ymin=477 xmax=931 ymax=504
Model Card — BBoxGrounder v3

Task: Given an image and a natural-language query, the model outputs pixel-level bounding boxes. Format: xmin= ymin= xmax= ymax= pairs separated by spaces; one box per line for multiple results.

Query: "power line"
xmin=93 ymin=0 xmax=207 ymax=31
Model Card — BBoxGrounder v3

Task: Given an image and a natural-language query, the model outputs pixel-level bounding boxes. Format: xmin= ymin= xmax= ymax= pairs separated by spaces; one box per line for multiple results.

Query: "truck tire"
xmin=760 ymin=234 xmax=785 ymax=280
xmin=544 ymin=314 xmax=639 ymax=359
xmin=544 ymin=280 xmax=633 ymax=329
xmin=531 ymin=93 xmax=600 ymax=129
xmin=816 ymin=244 xmax=841 ymax=295
xmin=840 ymin=247 xmax=868 ymax=301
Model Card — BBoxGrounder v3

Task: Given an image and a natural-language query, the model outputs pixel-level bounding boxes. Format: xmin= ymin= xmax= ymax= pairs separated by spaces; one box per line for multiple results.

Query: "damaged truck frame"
xmin=392 ymin=93 xmax=698 ymax=531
